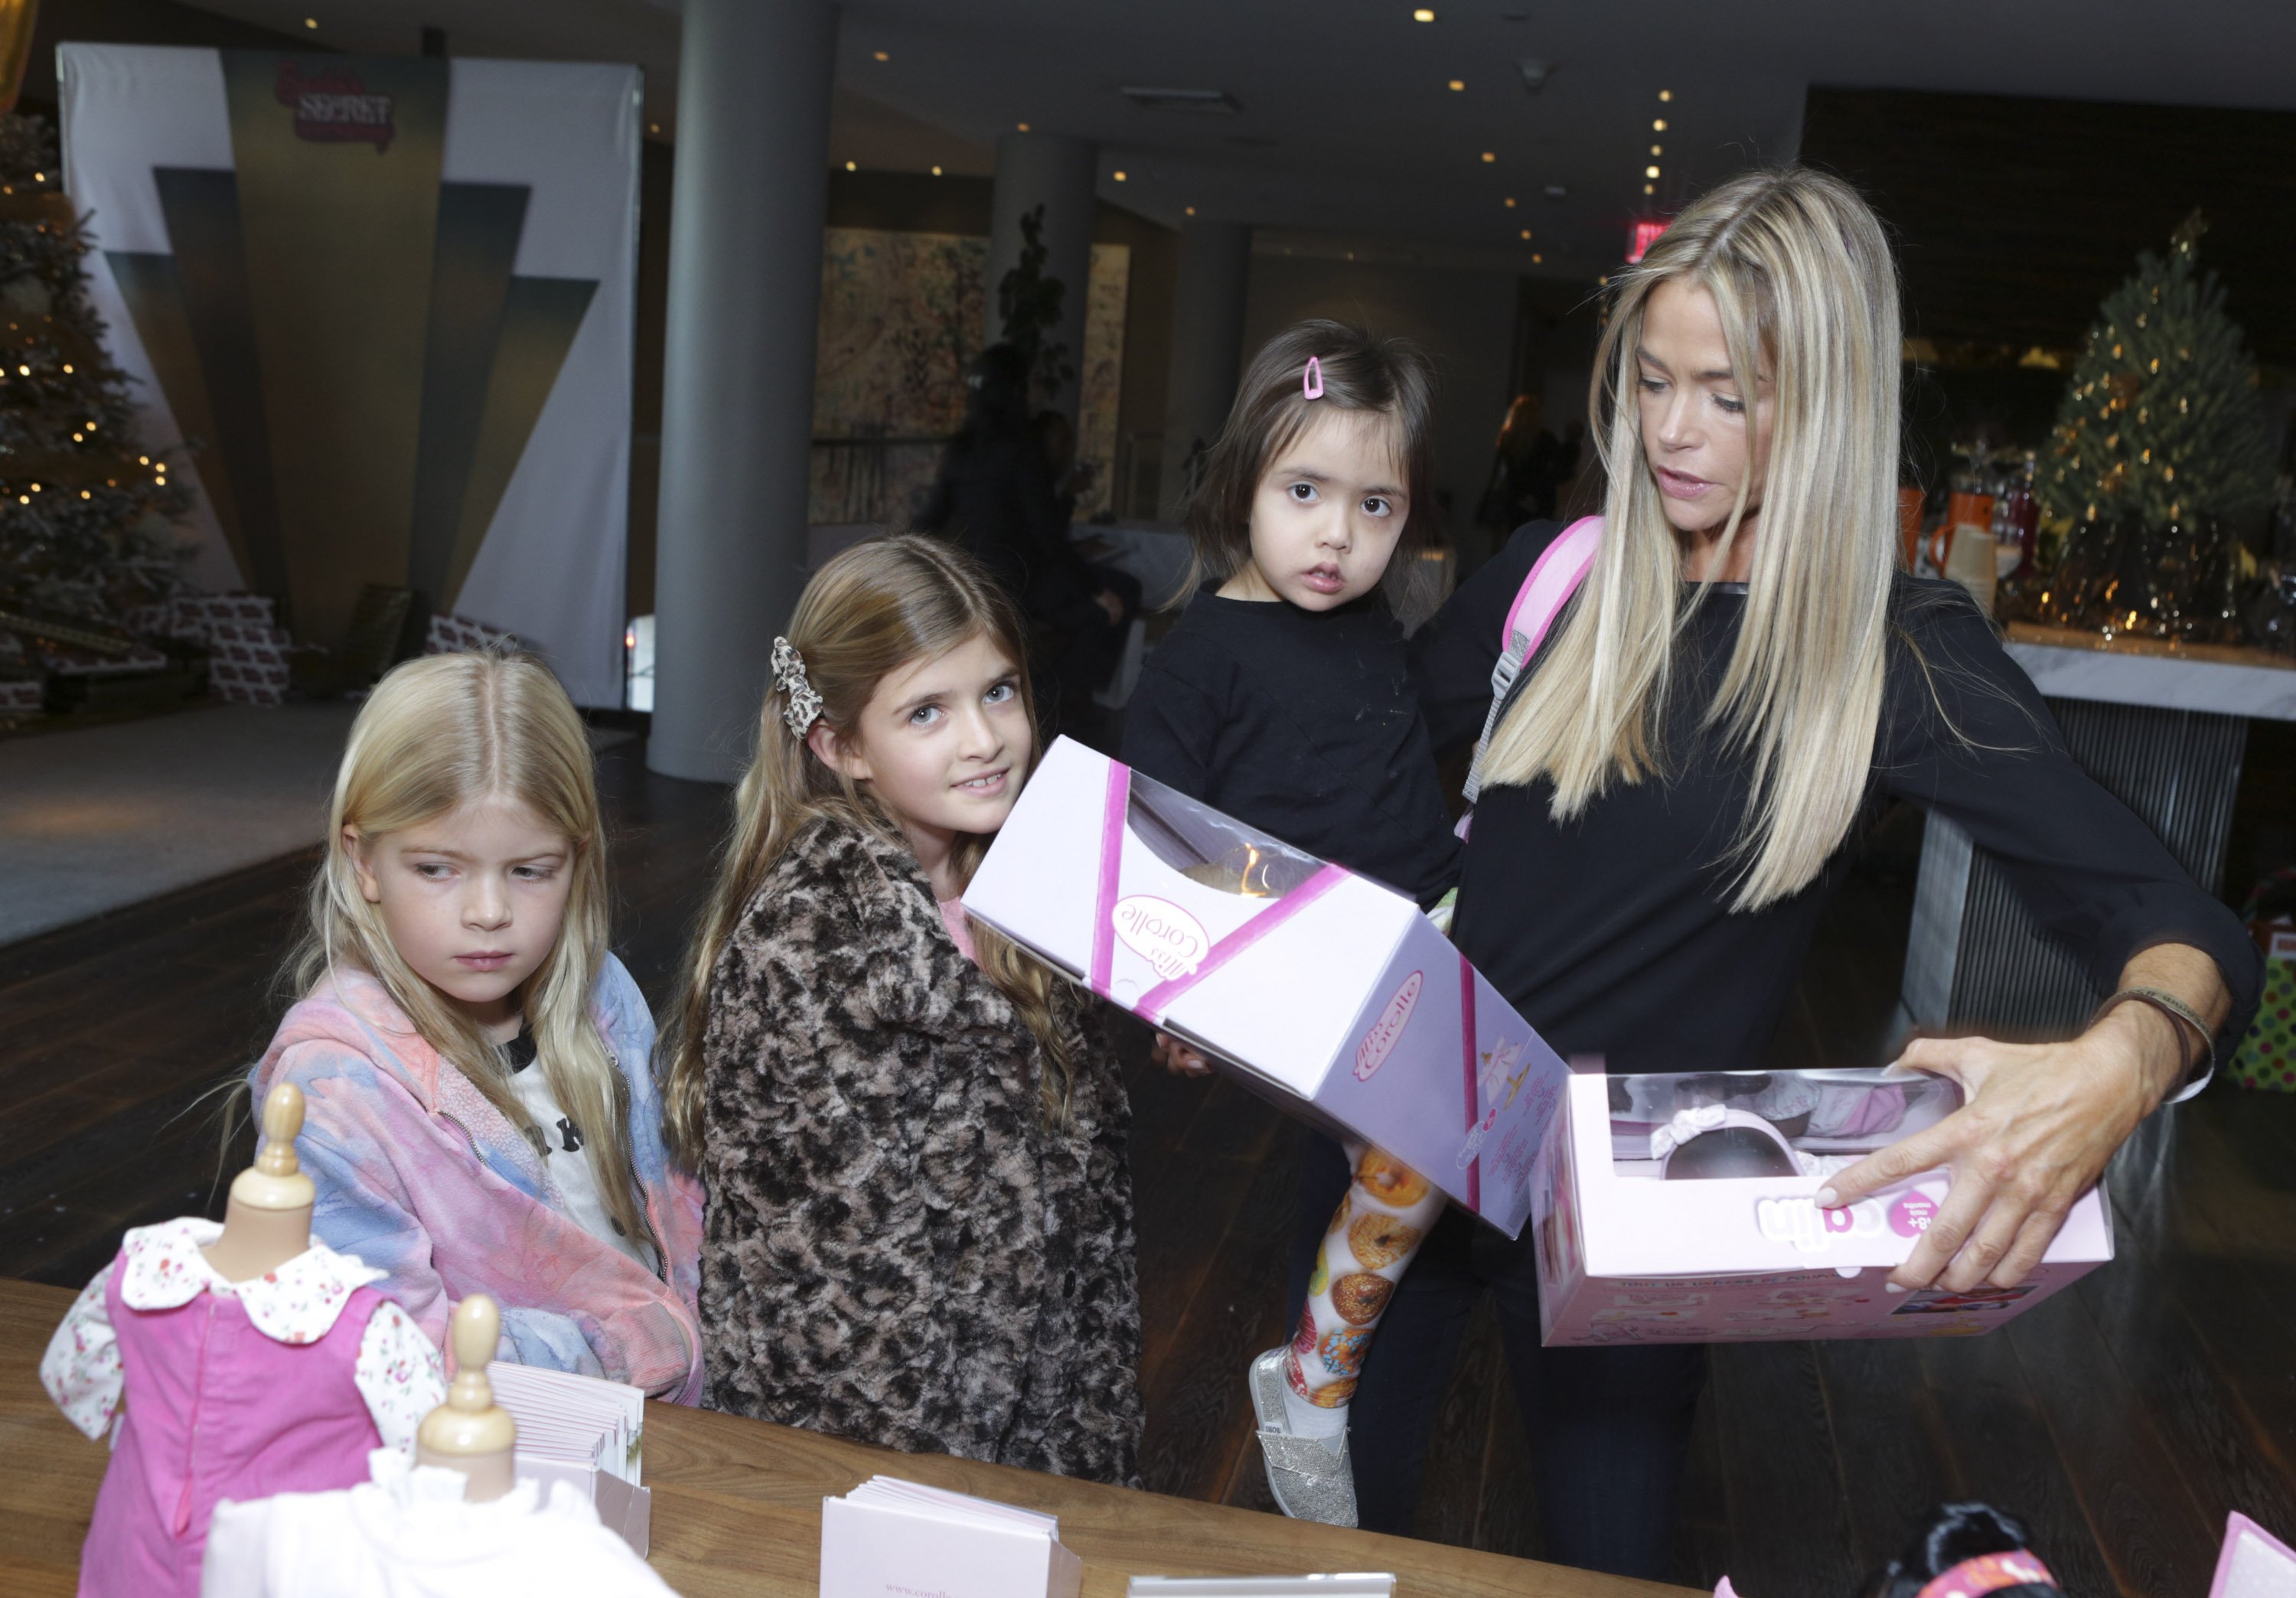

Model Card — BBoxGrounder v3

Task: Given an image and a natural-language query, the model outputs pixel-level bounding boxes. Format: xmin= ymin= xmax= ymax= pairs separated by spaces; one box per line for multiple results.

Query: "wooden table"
xmin=0 ymin=1278 xmax=1694 ymax=1598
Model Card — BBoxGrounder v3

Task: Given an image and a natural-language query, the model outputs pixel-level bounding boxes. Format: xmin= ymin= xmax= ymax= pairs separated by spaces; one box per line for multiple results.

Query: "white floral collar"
xmin=116 ymin=1217 xmax=386 ymax=1345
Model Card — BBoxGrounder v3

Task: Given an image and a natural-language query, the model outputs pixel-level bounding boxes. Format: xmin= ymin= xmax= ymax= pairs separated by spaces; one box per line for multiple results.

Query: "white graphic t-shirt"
xmin=502 ymin=1029 xmax=659 ymax=1275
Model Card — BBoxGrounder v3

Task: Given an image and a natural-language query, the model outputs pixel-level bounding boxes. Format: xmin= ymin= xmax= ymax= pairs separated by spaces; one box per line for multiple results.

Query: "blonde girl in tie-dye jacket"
xmin=247 ymin=651 xmax=703 ymax=1401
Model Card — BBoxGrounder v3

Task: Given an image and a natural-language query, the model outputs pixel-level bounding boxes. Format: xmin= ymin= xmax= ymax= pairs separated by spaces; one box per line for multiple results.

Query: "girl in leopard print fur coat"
xmin=660 ymin=536 xmax=1143 ymax=1487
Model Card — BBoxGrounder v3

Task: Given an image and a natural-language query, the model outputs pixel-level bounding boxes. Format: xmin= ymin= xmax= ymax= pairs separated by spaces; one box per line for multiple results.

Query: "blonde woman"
xmin=660 ymin=535 xmax=1141 ymax=1485
xmin=250 ymin=651 xmax=704 ymax=1401
xmin=1329 ymin=168 xmax=2258 ymax=1575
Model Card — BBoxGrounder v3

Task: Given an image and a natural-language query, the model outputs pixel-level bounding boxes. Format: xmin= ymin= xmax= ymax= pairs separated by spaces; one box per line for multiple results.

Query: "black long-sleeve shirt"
xmin=1121 ymin=590 xmax=1462 ymax=907
xmin=1414 ymin=520 xmax=2262 ymax=1073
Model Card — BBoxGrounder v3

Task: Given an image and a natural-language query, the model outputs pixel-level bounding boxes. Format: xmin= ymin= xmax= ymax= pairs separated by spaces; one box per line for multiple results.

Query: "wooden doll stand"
xmin=199 ymin=1083 xmax=316 ymax=1283
xmin=416 ymin=1295 xmax=517 ymax=1502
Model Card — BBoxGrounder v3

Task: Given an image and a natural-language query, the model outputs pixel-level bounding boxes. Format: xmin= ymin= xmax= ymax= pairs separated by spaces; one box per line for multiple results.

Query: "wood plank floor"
xmin=2 ymin=734 xmax=2291 ymax=1594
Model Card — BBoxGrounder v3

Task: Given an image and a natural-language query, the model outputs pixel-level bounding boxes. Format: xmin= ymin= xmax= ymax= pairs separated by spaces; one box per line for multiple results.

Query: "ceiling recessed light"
xmin=1185 ymin=205 xmax=1197 ymax=215
xmin=303 ymin=15 xmax=317 ymax=25
xmin=1480 ymin=151 xmax=1496 ymax=163
xmin=1448 ymin=79 xmax=1465 ymax=91
xmin=1113 ymin=170 xmax=1127 ymax=181
xmin=931 ymin=165 xmax=942 ymax=176
xmin=845 ymin=160 xmax=856 ymax=171
xmin=1503 ymin=197 xmax=1516 ymax=208
xmin=1645 ymin=165 xmax=1660 ymax=178
xmin=1658 ymin=90 xmax=1673 ymax=102
xmin=1016 ymin=122 xmax=1031 ymax=132
xmin=1651 ymin=144 xmax=1663 ymax=156
xmin=1653 ymin=118 xmax=1668 ymax=132
xmin=1644 ymin=183 xmax=1655 ymax=194
xmin=1519 ymin=228 xmax=1531 ymax=240
xmin=1531 ymin=252 xmax=1542 ymax=263
xmin=1413 ymin=7 xmax=1436 ymax=20
xmin=648 ymin=122 xmax=660 ymax=133
xmin=872 ymin=50 xmax=889 ymax=61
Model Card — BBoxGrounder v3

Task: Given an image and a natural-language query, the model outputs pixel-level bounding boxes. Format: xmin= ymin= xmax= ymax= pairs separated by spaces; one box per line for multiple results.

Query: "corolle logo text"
xmin=1111 ymin=895 xmax=1208 ymax=982
xmin=1354 ymin=970 xmax=1422 ymax=1081
xmin=1754 ymin=1188 xmax=1941 ymax=1254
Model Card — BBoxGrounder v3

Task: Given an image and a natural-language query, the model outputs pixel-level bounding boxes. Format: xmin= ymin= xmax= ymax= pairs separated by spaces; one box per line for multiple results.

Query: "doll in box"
xmin=40 ymin=1085 xmax=445 ymax=1598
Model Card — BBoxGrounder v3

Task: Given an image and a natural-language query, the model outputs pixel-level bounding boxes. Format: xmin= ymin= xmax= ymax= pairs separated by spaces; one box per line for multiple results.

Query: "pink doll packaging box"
xmin=963 ymin=736 xmax=1570 ymax=1238
xmin=1528 ymin=1064 xmax=2115 ymax=1345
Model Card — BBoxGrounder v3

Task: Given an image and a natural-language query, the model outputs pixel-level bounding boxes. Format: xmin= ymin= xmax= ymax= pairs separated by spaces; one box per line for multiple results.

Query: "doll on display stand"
xmin=40 ymin=1083 xmax=446 ymax=1598
xmin=200 ymin=1294 xmax=681 ymax=1596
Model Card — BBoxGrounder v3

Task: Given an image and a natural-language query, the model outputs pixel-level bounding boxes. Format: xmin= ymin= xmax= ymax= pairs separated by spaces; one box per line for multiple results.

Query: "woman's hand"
xmin=1151 ymin=1032 xmax=1212 ymax=1078
xmin=1819 ymin=944 xmax=2222 ymax=1293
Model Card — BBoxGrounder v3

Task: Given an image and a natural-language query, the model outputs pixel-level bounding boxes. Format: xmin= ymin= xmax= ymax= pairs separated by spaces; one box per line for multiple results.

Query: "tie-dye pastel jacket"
xmin=249 ymin=954 xmax=705 ymax=1403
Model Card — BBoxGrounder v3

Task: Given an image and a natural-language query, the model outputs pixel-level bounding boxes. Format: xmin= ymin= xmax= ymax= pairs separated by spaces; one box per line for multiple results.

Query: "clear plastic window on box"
xmin=1605 ymin=1067 xmax=1963 ymax=1182
xmin=1124 ymin=769 xmax=1334 ymax=900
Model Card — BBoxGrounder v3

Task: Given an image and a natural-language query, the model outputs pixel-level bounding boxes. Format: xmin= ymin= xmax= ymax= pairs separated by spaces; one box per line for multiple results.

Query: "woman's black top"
xmin=1412 ymin=520 xmax=2262 ymax=1073
xmin=1121 ymin=589 xmax=1463 ymax=908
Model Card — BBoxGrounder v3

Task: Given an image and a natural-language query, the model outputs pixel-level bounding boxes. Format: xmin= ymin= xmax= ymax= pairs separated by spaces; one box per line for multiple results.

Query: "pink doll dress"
xmin=41 ymin=1217 xmax=443 ymax=1598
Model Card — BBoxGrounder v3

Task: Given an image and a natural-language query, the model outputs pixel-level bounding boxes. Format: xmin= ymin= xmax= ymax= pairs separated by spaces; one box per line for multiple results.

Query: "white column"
xmin=648 ymin=0 xmax=837 ymax=783
xmin=1156 ymin=220 xmax=1252 ymax=521
xmin=983 ymin=131 xmax=1098 ymax=426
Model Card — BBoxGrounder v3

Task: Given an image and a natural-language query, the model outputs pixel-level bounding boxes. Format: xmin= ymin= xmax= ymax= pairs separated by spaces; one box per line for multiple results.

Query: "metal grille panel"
xmin=1903 ymin=700 xmax=2247 ymax=1039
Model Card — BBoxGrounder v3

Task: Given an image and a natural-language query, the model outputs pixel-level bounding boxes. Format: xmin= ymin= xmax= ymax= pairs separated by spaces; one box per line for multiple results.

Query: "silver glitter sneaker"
xmin=1247 ymin=1346 xmax=1359 ymax=1527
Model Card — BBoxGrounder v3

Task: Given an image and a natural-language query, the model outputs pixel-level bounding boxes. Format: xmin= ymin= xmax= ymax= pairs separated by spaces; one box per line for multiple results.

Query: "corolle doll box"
xmin=1528 ymin=1064 xmax=2115 ymax=1346
xmin=964 ymin=737 xmax=1567 ymax=1237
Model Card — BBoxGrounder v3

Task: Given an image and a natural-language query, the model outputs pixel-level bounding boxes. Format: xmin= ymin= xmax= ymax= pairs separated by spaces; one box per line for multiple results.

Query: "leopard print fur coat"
xmin=696 ymin=813 xmax=1143 ymax=1487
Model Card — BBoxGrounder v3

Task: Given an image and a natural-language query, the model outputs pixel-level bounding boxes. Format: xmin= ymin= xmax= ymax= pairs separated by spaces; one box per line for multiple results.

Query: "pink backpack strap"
xmin=1461 ymin=515 xmax=1601 ymax=809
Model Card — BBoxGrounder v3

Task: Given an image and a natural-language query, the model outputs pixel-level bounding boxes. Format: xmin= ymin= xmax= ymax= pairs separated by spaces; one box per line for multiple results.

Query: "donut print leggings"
xmin=1285 ymin=1143 xmax=1446 ymax=1407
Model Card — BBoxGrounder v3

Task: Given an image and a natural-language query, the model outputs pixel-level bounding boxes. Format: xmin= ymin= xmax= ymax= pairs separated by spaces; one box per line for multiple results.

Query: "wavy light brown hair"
xmin=285 ymin=649 xmax=649 ymax=1243
xmin=660 ymin=534 xmax=1078 ymax=1168
xmin=1184 ymin=318 xmax=1445 ymax=624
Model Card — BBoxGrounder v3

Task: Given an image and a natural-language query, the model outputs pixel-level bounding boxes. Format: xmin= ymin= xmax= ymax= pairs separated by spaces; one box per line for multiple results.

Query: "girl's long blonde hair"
xmin=1478 ymin=167 xmax=1902 ymax=910
xmin=286 ymin=649 xmax=649 ymax=1244
xmin=660 ymin=534 xmax=1078 ymax=1169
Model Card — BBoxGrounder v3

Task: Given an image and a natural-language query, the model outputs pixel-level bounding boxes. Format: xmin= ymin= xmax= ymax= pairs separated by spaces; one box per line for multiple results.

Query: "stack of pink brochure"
xmin=820 ymin=1476 xmax=1082 ymax=1598
xmin=484 ymin=1361 xmax=651 ymax=1556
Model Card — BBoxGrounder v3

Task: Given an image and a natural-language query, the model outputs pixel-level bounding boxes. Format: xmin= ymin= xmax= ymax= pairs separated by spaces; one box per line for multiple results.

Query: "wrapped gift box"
xmin=126 ymin=593 xmax=295 ymax=705
xmin=963 ymin=737 xmax=1567 ymax=1237
xmin=2229 ymin=929 xmax=2296 ymax=1092
xmin=1528 ymin=1064 xmax=2113 ymax=1346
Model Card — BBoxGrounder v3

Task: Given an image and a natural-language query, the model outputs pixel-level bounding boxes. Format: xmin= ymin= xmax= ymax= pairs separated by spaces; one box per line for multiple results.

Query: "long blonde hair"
xmin=285 ymin=649 xmax=649 ymax=1244
xmin=1478 ymin=167 xmax=1902 ymax=910
xmin=660 ymin=534 xmax=1078 ymax=1169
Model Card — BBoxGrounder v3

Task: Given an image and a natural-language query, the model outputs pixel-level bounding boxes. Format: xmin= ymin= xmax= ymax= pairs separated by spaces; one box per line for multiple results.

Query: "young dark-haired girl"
xmin=1121 ymin=319 xmax=1459 ymax=1525
xmin=662 ymin=533 xmax=1143 ymax=1485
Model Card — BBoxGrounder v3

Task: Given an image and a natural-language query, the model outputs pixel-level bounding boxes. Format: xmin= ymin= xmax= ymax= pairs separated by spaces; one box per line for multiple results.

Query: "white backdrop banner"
xmin=60 ymin=45 xmax=638 ymax=705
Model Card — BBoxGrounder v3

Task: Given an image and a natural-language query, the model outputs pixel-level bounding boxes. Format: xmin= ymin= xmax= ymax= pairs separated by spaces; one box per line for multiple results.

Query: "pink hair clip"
xmin=1303 ymin=356 xmax=1323 ymax=399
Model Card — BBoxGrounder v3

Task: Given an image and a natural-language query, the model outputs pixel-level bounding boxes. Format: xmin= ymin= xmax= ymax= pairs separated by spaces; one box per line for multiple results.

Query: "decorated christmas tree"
xmin=0 ymin=113 xmax=191 ymax=627
xmin=2039 ymin=211 xmax=2274 ymax=534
